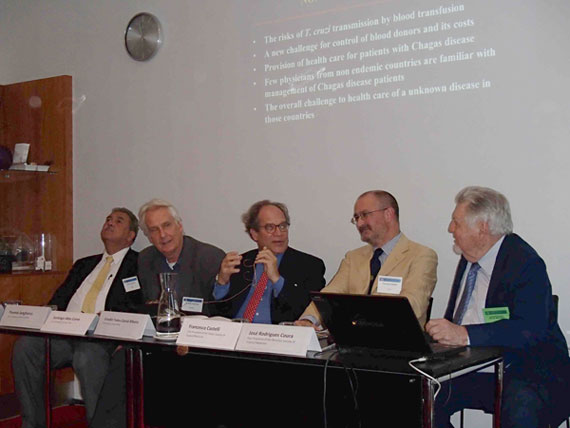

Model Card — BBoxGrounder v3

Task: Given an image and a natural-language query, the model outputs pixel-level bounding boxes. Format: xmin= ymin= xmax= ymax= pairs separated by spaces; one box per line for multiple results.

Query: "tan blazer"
xmin=300 ymin=234 xmax=438 ymax=327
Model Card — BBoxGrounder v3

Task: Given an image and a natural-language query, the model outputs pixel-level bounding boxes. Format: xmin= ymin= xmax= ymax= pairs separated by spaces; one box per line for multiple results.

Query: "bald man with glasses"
xmin=213 ymin=200 xmax=325 ymax=324
xmin=297 ymin=190 xmax=438 ymax=328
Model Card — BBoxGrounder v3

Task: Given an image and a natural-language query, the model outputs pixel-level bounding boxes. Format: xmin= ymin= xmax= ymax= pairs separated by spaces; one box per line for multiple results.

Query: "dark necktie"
xmin=367 ymin=248 xmax=383 ymax=294
xmin=453 ymin=262 xmax=481 ymax=324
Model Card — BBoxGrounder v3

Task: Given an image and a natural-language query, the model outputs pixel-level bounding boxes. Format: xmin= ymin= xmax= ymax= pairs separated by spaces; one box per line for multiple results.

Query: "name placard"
xmin=0 ymin=305 xmax=52 ymax=330
xmin=94 ymin=311 xmax=156 ymax=340
xmin=236 ymin=324 xmax=321 ymax=357
xmin=40 ymin=311 xmax=98 ymax=336
xmin=176 ymin=317 xmax=242 ymax=350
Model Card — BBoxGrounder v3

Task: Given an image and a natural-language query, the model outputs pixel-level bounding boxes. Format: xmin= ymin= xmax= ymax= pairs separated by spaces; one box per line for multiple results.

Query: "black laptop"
xmin=310 ymin=292 xmax=466 ymax=359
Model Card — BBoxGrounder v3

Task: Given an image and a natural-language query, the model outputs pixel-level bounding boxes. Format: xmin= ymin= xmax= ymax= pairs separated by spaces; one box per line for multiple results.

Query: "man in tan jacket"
xmin=297 ymin=190 xmax=437 ymax=328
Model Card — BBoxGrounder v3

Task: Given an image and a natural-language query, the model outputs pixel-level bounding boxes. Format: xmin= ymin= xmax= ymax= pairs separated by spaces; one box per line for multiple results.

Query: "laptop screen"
xmin=310 ymin=292 xmax=433 ymax=354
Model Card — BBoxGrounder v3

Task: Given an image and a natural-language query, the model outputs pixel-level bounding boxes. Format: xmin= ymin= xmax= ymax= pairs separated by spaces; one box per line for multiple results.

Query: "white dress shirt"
xmin=454 ymin=236 xmax=505 ymax=325
xmin=66 ymin=247 xmax=130 ymax=313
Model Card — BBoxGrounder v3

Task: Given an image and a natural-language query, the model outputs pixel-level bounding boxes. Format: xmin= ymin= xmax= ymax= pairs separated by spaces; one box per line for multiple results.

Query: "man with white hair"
xmin=427 ymin=186 xmax=570 ymax=428
xmin=92 ymin=199 xmax=224 ymax=428
xmin=137 ymin=198 xmax=225 ymax=310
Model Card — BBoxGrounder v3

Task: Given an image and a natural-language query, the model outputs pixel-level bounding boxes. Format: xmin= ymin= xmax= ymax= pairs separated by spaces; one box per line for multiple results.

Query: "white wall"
xmin=1 ymin=0 xmax=569 ymax=350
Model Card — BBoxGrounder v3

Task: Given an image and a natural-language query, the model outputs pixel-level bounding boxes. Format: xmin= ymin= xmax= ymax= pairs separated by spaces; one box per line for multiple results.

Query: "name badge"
xmin=181 ymin=297 xmax=204 ymax=313
xmin=483 ymin=307 xmax=510 ymax=323
xmin=376 ymin=275 xmax=403 ymax=294
xmin=122 ymin=276 xmax=141 ymax=292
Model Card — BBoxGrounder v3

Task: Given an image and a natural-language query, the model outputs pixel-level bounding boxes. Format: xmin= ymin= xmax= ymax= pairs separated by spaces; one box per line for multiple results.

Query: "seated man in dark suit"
xmin=427 ymin=186 xmax=570 ymax=428
xmin=213 ymin=199 xmax=325 ymax=323
xmin=207 ymin=200 xmax=325 ymax=428
xmin=12 ymin=208 xmax=140 ymax=428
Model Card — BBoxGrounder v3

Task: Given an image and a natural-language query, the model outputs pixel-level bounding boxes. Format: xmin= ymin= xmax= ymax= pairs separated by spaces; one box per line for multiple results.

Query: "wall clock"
xmin=125 ymin=13 xmax=163 ymax=61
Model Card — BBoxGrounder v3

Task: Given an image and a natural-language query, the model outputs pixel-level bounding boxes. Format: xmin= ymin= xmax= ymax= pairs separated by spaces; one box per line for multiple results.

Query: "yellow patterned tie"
xmin=82 ymin=256 xmax=113 ymax=313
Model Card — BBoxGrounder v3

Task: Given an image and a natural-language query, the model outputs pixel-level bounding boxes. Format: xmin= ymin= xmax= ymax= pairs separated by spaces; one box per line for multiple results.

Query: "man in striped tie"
xmin=12 ymin=208 xmax=141 ymax=428
xmin=213 ymin=200 xmax=325 ymax=324
xmin=427 ymin=186 xmax=570 ymax=428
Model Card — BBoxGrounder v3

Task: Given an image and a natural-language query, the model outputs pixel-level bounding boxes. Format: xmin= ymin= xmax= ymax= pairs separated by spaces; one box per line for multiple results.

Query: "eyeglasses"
xmin=350 ymin=208 xmax=389 ymax=225
xmin=259 ymin=222 xmax=289 ymax=234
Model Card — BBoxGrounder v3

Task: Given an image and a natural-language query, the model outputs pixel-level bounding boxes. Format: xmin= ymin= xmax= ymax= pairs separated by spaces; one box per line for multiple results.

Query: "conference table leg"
xmin=134 ymin=348 xmax=144 ymax=428
xmin=493 ymin=359 xmax=503 ymax=428
xmin=126 ymin=347 xmax=134 ymax=428
xmin=125 ymin=346 xmax=145 ymax=428
xmin=422 ymin=376 xmax=435 ymax=428
xmin=44 ymin=336 xmax=52 ymax=428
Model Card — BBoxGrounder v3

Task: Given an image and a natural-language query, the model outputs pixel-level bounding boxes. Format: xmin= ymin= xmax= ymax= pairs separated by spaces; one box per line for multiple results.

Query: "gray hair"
xmin=138 ymin=198 xmax=182 ymax=236
xmin=242 ymin=200 xmax=290 ymax=237
xmin=111 ymin=207 xmax=139 ymax=240
xmin=455 ymin=186 xmax=513 ymax=235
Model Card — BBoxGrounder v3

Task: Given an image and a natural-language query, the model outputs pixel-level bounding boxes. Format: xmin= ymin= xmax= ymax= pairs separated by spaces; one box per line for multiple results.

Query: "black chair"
xmin=426 ymin=297 xmax=433 ymax=322
xmin=547 ymin=295 xmax=570 ymax=428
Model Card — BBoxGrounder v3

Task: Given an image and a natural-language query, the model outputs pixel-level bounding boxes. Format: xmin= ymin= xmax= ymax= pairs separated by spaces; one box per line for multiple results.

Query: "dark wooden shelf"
xmin=0 ymin=270 xmax=66 ymax=277
xmin=0 ymin=169 xmax=57 ymax=183
xmin=0 ymin=75 xmax=72 ymax=394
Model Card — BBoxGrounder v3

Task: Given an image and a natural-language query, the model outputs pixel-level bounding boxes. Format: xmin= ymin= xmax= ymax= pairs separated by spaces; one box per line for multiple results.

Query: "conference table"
xmin=0 ymin=325 xmax=503 ymax=428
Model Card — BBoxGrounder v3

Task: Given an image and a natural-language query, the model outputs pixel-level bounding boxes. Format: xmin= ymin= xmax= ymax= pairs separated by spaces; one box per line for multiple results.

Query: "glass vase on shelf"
xmin=0 ymin=229 xmax=35 ymax=272
xmin=34 ymin=233 xmax=54 ymax=271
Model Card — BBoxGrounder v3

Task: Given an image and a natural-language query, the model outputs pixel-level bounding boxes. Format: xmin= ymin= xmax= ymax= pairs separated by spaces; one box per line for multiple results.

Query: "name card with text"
xmin=176 ymin=318 xmax=243 ymax=350
xmin=40 ymin=311 xmax=98 ymax=336
xmin=0 ymin=305 xmax=52 ymax=329
xmin=95 ymin=311 xmax=156 ymax=340
xmin=376 ymin=275 xmax=403 ymax=294
xmin=236 ymin=324 xmax=321 ymax=357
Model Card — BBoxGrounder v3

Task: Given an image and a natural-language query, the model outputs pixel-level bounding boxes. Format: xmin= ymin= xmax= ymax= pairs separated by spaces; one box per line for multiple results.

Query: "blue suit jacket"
xmin=444 ymin=234 xmax=569 ymax=385
xmin=214 ymin=247 xmax=325 ymax=324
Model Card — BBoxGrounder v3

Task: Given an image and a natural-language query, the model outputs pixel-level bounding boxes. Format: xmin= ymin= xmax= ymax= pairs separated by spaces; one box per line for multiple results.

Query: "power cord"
xmin=203 ymin=281 xmax=253 ymax=305
xmin=342 ymin=363 xmax=362 ymax=428
xmin=323 ymin=349 xmax=338 ymax=428
xmin=408 ymin=357 xmax=443 ymax=399
xmin=323 ymin=350 xmax=362 ymax=428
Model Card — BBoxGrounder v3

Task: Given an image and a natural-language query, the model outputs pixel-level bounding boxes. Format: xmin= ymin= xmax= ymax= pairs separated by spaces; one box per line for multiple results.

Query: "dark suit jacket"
xmin=138 ymin=235 xmax=225 ymax=316
xmin=49 ymin=249 xmax=142 ymax=313
xmin=215 ymin=247 xmax=326 ymax=324
xmin=444 ymin=234 xmax=569 ymax=386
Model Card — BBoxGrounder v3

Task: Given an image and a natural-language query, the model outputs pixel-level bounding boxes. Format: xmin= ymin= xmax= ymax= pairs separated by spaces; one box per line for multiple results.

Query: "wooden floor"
xmin=0 ymin=394 xmax=19 ymax=421
xmin=0 ymin=381 xmax=84 ymax=427
xmin=0 ymin=403 xmax=86 ymax=428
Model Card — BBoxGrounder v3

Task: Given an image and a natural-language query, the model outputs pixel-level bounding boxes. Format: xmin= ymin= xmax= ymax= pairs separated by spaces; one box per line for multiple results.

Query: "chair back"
xmin=426 ymin=297 xmax=434 ymax=322
xmin=553 ymin=294 xmax=559 ymax=321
